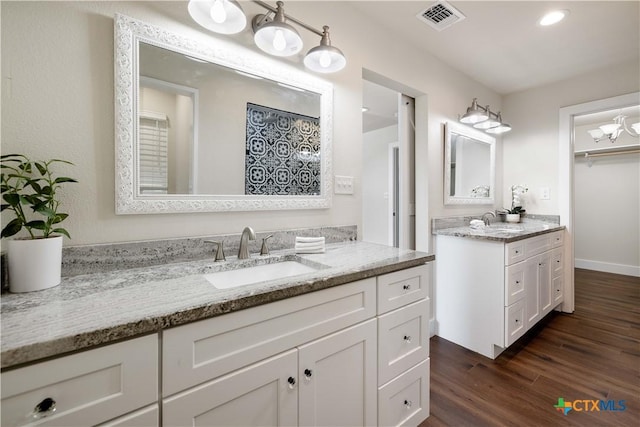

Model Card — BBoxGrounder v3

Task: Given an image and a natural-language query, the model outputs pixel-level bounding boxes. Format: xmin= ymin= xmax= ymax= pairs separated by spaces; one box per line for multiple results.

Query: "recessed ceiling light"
xmin=539 ymin=10 xmax=569 ymax=26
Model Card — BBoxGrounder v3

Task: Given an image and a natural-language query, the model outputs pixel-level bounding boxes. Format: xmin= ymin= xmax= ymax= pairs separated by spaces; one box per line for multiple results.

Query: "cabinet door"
xmin=298 ymin=319 xmax=377 ymax=427
xmin=538 ymin=251 xmax=553 ymax=317
xmin=163 ymin=350 xmax=297 ymax=427
xmin=523 ymin=256 xmax=541 ymax=330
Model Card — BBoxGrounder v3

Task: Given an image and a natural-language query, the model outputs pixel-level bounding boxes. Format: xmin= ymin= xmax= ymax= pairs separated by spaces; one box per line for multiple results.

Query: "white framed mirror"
xmin=444 ymin=121 xmax=496 ymax=205
xmin=114 ymin=14 xmax=333 ymax=214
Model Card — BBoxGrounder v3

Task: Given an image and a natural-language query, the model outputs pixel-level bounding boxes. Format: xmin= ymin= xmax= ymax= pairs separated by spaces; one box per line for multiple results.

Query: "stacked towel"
xmin=295 ymin=236 xmax=325 ymax=254
xmin=469 ymin=219 xmax=485 ymax=229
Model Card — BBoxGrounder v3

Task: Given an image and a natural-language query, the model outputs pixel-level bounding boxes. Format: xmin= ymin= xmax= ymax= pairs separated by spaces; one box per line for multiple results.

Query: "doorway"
xmin=362 ymin=79 xmax=415 ymax=249
xmin=559 ymin=91 xmax=640 ymax=312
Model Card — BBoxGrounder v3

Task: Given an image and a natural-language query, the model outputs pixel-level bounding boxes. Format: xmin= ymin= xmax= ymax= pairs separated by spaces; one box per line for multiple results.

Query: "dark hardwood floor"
xmin=421 ymin=268 xmax=640 ymax=426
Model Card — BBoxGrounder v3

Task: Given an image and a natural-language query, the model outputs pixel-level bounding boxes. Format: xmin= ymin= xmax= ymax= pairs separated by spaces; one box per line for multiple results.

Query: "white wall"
xmin=1 ymin=1 xmax=501 ymax=246
xmin=502 ymin=61 xmax=640 ymax=214
xmin=362 ymin=125 xmax=396 ymax=245
xmin=573 ymin=119 xmax=640 ymax=276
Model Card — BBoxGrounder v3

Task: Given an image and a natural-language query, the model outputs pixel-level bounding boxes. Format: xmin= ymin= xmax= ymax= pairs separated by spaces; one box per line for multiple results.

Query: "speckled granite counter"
xmin=1 ymin=241 xmax=433 ymax=369
xmin=432 ymin=218 xmax=565 ymax=243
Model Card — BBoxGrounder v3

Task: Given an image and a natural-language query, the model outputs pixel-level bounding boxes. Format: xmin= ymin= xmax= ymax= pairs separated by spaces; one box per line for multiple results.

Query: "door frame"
xmin=558 ymin=91 xmax=639 ymax=313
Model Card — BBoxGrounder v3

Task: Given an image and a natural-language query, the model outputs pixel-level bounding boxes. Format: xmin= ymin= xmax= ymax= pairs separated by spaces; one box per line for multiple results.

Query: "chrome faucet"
xmin=238 ymin=226 xmax=256 ymax=259
xmin=482 ymin=211 xmax=496 ymax=226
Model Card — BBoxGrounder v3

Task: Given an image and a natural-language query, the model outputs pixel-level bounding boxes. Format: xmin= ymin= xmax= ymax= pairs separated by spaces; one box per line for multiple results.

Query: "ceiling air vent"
xmin=417 ymin=1 xmax=466 ymax=31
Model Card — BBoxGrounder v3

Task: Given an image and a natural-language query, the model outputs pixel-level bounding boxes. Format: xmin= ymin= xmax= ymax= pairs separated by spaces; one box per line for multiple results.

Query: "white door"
xmin=298 ymin=319 xmax=377 ymax=427
xmin=524 ymin=256 xmax=541 ymax=329
xmin=539 ymin=251 xmax=553 ymax=316
xmin=162 ymin=350 xmax=298 ymax=427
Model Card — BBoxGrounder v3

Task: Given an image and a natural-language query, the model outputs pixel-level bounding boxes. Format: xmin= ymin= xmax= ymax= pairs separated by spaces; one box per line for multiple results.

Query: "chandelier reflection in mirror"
xmin=587 ymin=114 xmax=640 ymax=143
xmin=459 ymin=98 xmax=511 ymax=134
xmin=188 ymin=0 xmax=346 ymax=73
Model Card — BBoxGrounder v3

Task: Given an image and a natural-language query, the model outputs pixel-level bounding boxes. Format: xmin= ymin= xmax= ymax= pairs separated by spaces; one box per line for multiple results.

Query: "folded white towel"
xmin=469 ymin=219 xmax=485 ymax=229
xmin=295 ymin=236 xmax=325 ymax=244
xmin=295 ymin=236 xmax=325 ymax=253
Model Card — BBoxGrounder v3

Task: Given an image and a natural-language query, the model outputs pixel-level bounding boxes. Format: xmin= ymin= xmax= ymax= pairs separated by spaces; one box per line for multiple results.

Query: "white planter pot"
xmin=505 ymin=213 xmax=521 ymax=223
xmin=7 ymin=235 xmax=63 ymax=293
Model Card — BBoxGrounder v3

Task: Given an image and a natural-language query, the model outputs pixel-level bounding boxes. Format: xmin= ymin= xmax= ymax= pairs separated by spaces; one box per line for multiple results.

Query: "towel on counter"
xmin=295 ymin=236 xmax=325 ymax=254
xmin=469 ymin=219 xmax=485 ymax=229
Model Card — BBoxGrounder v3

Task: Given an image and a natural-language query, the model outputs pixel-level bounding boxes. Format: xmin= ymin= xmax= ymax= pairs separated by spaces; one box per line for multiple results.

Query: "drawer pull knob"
xmin=404 ymin=399 xmax=413 ymax=408
xmin=33 ymin=398 xmax=56 ymax=418
xmin=287 ymin=376 xmax=297 ymax=389
xmin=402 ymin=284 xmax=411 ymax=291
xmin=515 ymin=319 xmax=519 ymax=323
xmin=304 ymin=369 xmax=313 ymax=379
xmin=515 ymin=250 xmax=520 ymax=254
xmin=515 ymin=280 xmax=520 ymax=284
xmin=403 ymin=335 xmax=412 ymax=343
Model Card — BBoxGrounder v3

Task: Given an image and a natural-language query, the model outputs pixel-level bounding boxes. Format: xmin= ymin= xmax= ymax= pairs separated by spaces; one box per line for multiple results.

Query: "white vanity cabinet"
xmin=162 ymin=264 xmax=431 ymax=427
xmin=162 ymin=278 xmax=378 ymax=426
xmin=436 ymin=231 xmax=564 ymax=359
xmin=0 ymin=334 xmax=158 ymax=427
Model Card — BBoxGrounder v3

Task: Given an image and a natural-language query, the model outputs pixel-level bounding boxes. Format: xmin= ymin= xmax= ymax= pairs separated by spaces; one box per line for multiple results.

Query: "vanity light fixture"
xmin=188 ymin=0 xmax=247 ymax=34
xmin=459 ymin=98 xmax=511 ymax=134
xmin=187 ymin=0 xmax=347 ymax=73
xmin=587 ymin=114 xmax=640 ymax=143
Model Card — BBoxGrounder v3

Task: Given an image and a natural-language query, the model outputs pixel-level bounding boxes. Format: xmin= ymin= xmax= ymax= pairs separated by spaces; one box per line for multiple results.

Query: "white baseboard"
xmin=575 ymin=259 xmax=640 ymax=277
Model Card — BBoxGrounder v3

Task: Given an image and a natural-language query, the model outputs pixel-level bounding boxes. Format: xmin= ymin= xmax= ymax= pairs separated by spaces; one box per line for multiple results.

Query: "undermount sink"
xmin=204 ymin=260 xmax=320 ymax=289
xmin=489 ymin=228 xmax=523 ymax=234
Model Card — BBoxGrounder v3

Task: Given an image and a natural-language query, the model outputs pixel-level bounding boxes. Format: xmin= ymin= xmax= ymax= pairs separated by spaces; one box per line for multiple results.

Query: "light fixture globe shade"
xmin=599 ymin=123 xmax=621 ymax=135
xmin=460 ymin=108 xmax=489 ymax=124
xmin=188 ymin=0 xmax=247 ymax=35
xmin=588 ymin=129 xmax=604 ymax=139
xmin=254 ymin=21 xmax=303 ymax=57
xmin=631 ymin=123 xmax=640 ymax=134
xmin=473 ymin=116 xmax=501 ymax=130
xmin=304 ymin=45 xmax=346 ymax=73
xmin=486 ymin=123 xmax=512 ymax=134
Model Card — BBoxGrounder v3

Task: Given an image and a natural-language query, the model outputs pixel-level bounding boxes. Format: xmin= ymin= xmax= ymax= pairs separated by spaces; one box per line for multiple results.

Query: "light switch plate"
xmin=334 ymin=175 xmax=354 ymax=194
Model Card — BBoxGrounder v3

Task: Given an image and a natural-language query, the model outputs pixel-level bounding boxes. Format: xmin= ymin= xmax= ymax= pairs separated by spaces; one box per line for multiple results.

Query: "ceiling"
xmin=352 ymin=0 xmax=640 ymax=95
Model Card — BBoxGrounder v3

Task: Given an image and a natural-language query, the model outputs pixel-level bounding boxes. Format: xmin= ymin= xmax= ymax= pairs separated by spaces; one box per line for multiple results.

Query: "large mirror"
xmin=444 ymin=121 xmax=495 ymax=205
xmin=114 ymin=14 xmax=333 ymax=214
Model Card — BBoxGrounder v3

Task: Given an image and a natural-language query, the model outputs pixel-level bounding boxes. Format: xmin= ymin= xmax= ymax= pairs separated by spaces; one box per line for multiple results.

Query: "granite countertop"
xmin=432 ymin=220 xmax=565 ymax=242
xmin=1 ymin=241 xmax=434 ymax=369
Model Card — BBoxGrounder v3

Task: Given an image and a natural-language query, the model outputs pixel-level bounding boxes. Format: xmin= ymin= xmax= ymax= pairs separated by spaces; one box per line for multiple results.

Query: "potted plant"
xmin=501 ymin=184 xmax=528 ymax=223
xmin=1 ymin=154 xmax=77 ymax=292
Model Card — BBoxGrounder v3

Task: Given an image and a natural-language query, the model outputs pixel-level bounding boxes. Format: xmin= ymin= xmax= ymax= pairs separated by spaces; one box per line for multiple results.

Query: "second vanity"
xmin=1 ymin=241 xmax=434 ymax=427
xmin=433 ymin=218 xmax=565 ymax=359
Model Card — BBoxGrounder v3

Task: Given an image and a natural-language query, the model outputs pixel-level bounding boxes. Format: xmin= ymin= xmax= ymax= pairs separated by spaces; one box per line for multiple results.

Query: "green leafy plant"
xmin=504 ymin=206 xmax=526 ymax=215
xmin=501 ymin=184 xmax=528 ymax=215
xmin=1 ymin=154 xmax=77 ymax=239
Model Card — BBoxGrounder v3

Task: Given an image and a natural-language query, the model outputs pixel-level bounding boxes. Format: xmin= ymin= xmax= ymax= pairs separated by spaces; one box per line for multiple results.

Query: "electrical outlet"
xmin=334 ymin=175 xmax=354 ymax=194
xmin=540 ymin=187 xmax=550 ymax=200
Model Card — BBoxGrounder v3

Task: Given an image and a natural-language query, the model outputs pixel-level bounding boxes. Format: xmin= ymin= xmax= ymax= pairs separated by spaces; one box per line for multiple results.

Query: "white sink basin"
xmin=490 ymin=228 xmax=523 ymax=234
xmin=204 ymin=261 xmax=319 ymax=289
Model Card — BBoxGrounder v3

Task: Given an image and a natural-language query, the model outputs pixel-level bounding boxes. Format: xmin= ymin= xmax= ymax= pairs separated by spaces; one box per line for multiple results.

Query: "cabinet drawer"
xmin=97 ymin=404 xmax=159 ymax=427
xmin=505 ymin=300 xmax=526 ymax=347
xmin=378 ymin=358 xmax=429 ymax=427
xmin=553 ymin=275 xmax=564 ymax=304
xmin=378 ymin=299 xmax=429 ymax=386
xmin=504 ymin=262 xmax=526 ymax=306
xmin=163 ymin=278 xmax=376 ymax=396
xmin=504 ymin=241 xmax=526 ymax=265
xmin=552 ymin=247 xmax=563 ymax=278
xmin=551 ymin=230 xmax=564 ymax=248
xmin=1 ymin=334 xmax=158 ymax=427
xmin=377 ymin=264 xmax=429 ymax=314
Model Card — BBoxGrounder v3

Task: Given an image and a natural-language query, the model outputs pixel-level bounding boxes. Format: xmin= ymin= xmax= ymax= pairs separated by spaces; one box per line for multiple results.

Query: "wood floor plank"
xmin=421 ymin=268 xmax=640 ymax=426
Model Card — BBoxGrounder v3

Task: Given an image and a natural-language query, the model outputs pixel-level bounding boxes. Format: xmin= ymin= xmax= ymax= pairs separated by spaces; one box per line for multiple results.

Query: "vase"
xmin=505 ymin=213 xmax=520 ymax=223
xmin=7 ymin=235 xmax=63 ymax=293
